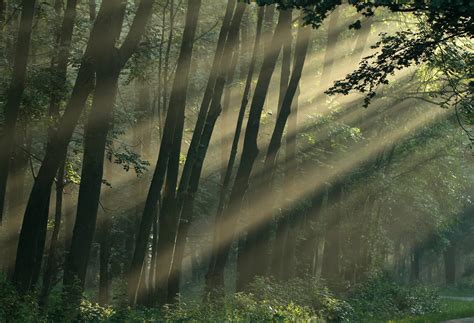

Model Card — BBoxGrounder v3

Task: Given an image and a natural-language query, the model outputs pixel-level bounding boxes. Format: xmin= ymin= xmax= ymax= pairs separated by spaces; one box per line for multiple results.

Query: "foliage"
xmin=248 ymin=276 xmax=354 ymax=322
xmin=0 ymin=276 xmax=40 ymax=322
xmin=348 ymin=272 xmax=441 ymax=320
xmin=158 ymin=293 xmax=318 ymax=322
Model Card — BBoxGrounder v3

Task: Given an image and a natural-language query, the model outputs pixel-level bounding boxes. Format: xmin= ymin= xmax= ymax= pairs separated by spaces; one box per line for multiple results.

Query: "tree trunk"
xmin=410 ymin=247 xmax=422 ymax=283
xmin=167 ymin=4 xmax=246 ymax=300
xmin=205 ymin=10 xmax=287 ymax=292
xmin=319 ymin=6 xmax=340 ymax=93
xmin=3 ymin=124 xmax=29 ymax=277
xmin=215 ymin=5 xmax=263 ymax=224
xmin=128 ymin=1 xmax=235 ymax=304
xmin=246 ymin=17 xmax=311 ymax=282
xmin=98 ymin=208 xmax=112 ymax=306
xmin=243 ymin=8 xmax=294 ymax=281
xmin=64 ymin=0 xmax=155 ymax=298
xmin=129 ymin=0 xmax=201 ymax=306
xmin=13 ymin=0 xmax=106 ymax=291
xmin=280 ymin=87 xmax=300 ymax=280
xmin=0 ymin=0 xmax=36 ymax=225
xmin=444 ymin=244 xmax=456 ymax=285
xmin=39 ymin=161 xmax=65 ymax=307
xmin=62 ymin=0 xmax=126 ymax=297
xmin=88 ymin=0 xmax=96 ymax=23
xmin=321 ymin=186 xmax=344 ymax=281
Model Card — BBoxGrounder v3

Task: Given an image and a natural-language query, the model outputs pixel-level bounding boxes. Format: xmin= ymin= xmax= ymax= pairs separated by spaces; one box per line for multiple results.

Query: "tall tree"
xmin=205 ymin=8 xmax=288 ymax=291
xmin=0 ymin=0 xmax=36 ymax=224
xmin=128 ymin=0 xmax=236 ymax=304
xmin=128 ymin=0 xmax=202 ymax=305
xmin=152 ymin=0 xmax=202 ymax=306
xmin=39 ymin=0 xmax=79 ymax=303
xmin=63 ymin=0 xmax=126 ymax=295
xmin=14 ymin=0 xmax=156 ymax=294
xmin=246 ymin=18 xmax=311 ymax=282
xmin=167 ymin=1 xmax=247 ymax=302
xmin=64 ymin=0 xmax=156 ymax=296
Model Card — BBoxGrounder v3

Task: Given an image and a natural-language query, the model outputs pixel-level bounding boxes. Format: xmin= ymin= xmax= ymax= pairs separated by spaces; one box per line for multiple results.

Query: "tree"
xmin=0 ymin=0 xmax=36 ymax=224
xmin=206 ymin=8 xmax=288 ymax=291
xmin=64 ymin=0 xmax=156 ymax=297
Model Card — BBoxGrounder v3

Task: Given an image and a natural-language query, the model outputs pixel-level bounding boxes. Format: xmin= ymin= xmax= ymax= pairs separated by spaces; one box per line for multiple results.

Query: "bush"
xmin=348 ymin=272 xmax=440 ymax=320
xmin=248 ymin=277 xmax=354 ymax=322
xmin=0 ymin=276 xmax=41 ymax=322
xmin=159 ymin=292 xmax=318 ymax=321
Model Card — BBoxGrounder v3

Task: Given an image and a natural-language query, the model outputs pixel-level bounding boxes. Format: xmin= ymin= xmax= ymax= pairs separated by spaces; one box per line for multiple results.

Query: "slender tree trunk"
xmin=205 ymin=10 xmax=288 ymax=292
xmin=36 ymin=0 xmax=78 ymax=297
xmin=220 ymin=46 xmax=239 ymax=179
xmin=88 ymin=0 xmax=96 ymax=23
xmin=98 ymin=207 xmax=112 ymax=306
xmin=171 ymin=0 xmax=236 ymax=207
xmin=4 ymin=125 xmax=29 ymax=277
xmin=241 ymin=8 xmax=292 ymax=281
xmin=444 ymin=243 xmax=456 ymax=286
xmin=167 ymin=4 xmax=247 ymax=302
xmin=0 ymin=0 xmax=5 ymax=29
xmin=129 ymin=0 xmax=201 ymax=306
xmin=246 ymin=19 xmax=310 ymax=281
xmin=280 ymin=87 xmax=300 ymax=280
xmin=147 ymin=210 xmax=158 ymax=302
xmin=410 ymin=247 xmax=422 ymax=283
xmin=39 ymin=161 xmax=65 ymax=307
xmin=162 ymin=0 xmax=174 ymax=110
xmin=229 ymin=7 xmax=265 ymax=291
xmin=319 ymin=6 xmax=340 ymax=93
xmin=156 ymin=0 xmax=169 ymax=128
xmin=13 ymin=2 xmax=103 ymax=292
xmin=98 ymin=150 xmax=114 ymax=306
xmin=64 ymin=0 xmax=156 ymax=298
xmin=0 ymin=0 xmax=36 ymax=225
xmin=129 ymin=0 xmax=235 ymax=304
xmin=63 ymin=1 xmax=126 ymax=297
xmin=321 ymin=186 xmax=343 ymax=281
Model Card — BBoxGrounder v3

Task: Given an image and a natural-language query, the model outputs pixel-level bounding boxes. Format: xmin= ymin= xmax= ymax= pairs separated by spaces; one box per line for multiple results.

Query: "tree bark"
xmin=319 ymin=6 xmax=340 ymax=93
xmin=98 ymin=207 xmax=112 ymax=306
xmin=444 ymin=243 xmax=456 ymax=285
xmin=128 ymin=0 xmax=235 ymax=304
xmin=321 ymin=186 xmax=344 ymax=281
xmin=39 ymin=161 xmax=65 ymax=307
xmin=238 ymin=10 xmax=292 ymax=284
xmin=2 ymin=123 xmax=29 ymax=277
xmin=63 ymin=0 xmax=125 ymax=295
xmin=205 ymin=9 xmax=287 ymax=292
xmin=167 ymin=3 xmax=246 ymax=302
xmin=244 ymin=16 xmax=310 ymax=282
xmin=63 ymin=0 xmax=156 ymax=298
xmin=0 ymin=0 xmax=36 ymax=225
xmin=88 ymin=0 xmax=96 ymax=23
xmin=410 ymin=247 xmax=422 ymax=283
xmin=129 ymin=0 xmax=201 ymax=306
xmin=13 ymin=0 xmax=105 ymax=291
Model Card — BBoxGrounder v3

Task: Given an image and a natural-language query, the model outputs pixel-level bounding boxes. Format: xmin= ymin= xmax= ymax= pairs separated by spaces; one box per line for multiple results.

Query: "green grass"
xmin=392 ymin=299 xmax=474 ymax=323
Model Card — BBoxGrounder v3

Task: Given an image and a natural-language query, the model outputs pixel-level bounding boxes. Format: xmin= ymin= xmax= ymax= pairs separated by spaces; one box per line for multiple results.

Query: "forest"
xmin=0 ymin=0 xmax=473 ymax=321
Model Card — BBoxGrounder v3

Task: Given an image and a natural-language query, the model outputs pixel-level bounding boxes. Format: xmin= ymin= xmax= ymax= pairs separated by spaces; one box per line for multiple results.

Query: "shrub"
xmin=348 ymin=272 xmax=440 ymax=320
xmin=160 ymin=292 xmax=318 ymax=321
xmin=0 ymin=276 xmax=41 ymax=322
xmin=248 ymin=276 xmax=354 ymax=322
